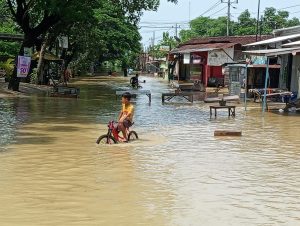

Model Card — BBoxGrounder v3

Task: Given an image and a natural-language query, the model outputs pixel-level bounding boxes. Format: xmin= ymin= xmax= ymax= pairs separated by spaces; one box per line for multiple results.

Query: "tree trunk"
xmin=123 ymin=68 xmax=128 ymax=77
xmin=8 ymin=37 xmax=35 ymax=91
xmin=8 ymin=44 xmax=24 ymax=91
xmin=36 ymin=41 xmax=47 ymax=84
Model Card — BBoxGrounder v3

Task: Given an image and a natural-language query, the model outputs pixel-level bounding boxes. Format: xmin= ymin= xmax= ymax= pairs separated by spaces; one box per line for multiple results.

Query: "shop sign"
xmin=191 ymin=54 xmax=205 ymax=64
xmin=17 ymin=56 xmax=31 ymax=78
xmin=183 ymin=53 xmax=190 ymax=64
xmin=58 ymin=36 xmax=69 ymax=49
xmin=207 ymin=48 xmax=234 ymax=66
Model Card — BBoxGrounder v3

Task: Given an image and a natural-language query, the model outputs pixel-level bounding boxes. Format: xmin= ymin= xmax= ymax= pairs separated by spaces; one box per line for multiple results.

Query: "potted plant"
xmin=218 ymin=94 xmax=226 ymax=106
xmin=219 ymin=98 xmax=227 ymax=106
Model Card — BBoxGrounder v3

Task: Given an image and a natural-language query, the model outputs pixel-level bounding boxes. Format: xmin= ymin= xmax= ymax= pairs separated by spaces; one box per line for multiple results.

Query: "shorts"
xmin=123 ymin=120 xmax=132 ymax=128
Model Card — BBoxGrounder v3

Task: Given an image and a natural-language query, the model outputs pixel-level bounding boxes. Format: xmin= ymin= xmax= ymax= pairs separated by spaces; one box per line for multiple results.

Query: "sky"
xmin=139 ymin=0 xmax=300 ymax=47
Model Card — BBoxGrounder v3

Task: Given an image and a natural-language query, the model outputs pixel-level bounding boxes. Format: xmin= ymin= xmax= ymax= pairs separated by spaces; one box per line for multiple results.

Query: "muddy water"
xmin=1 ymin=77 xmax=300 ymax=226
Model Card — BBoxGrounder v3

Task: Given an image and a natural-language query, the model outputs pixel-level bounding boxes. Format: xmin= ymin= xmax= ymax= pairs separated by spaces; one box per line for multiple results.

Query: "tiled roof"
xmin=180 ymin=35 xmax=272 ymax=46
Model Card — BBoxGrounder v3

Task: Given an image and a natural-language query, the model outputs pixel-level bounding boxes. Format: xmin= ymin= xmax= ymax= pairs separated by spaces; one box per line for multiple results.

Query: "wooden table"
xmin=116 ymin=90 xmax=151 ymax=104
xmin=210 ymin=105 xmax=236 ymax=118
xmin=162 ymin=92 xmax=194 ymax=103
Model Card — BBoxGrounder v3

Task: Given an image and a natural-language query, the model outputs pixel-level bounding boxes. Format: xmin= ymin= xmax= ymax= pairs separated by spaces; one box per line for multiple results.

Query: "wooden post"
xmin=214 ymin=131 xmax=242 ymax=136
xmin=262 ymin=58 xmax=270 ymax=114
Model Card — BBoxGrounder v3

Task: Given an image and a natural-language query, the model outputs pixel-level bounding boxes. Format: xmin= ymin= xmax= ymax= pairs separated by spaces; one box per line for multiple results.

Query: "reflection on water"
xmin=0 ymin=76 xmax=300 ymax=225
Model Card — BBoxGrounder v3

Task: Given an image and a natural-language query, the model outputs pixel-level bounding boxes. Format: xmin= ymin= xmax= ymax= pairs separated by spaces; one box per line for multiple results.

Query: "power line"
xmin=140 ymin=29 xmax=174 ymax=33
xmin=279 ymin=4 xmax=300 ymax=10
xmin=221 ymin=0 xmax=239 ymax=36
xmin=140 ymin=26 xmax=174 ymax=29
xmin=200 ymin=0 xmax=222 ymax=16
xmin=208 ymin=5 xmax=228 ymax=17
xmin=140 ymin=21 xmax=189 ymax=25
xmin=290 ymin=10 xmax=300 ymax=15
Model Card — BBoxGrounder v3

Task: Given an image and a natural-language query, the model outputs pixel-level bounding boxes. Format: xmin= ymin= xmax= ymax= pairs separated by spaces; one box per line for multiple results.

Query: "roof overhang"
xmin=244 ymin=34 xmax=300 ymax=47
xmin=282 ymin=40 xmax=300 ymax=47
xmin=227 ymin=64 xmax=280 ymax=69
xmin=243 ymin=47 xmax=300 ymax=57
xmin=170 ymin=42 xmax=236 ymax=54
xmin=171 ymin=47 xmax=217 ymax=54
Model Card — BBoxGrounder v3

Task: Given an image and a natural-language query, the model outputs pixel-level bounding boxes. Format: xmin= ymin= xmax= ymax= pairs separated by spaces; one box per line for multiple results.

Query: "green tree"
xmin=260 ymin=7 xmax=299 ymax=34
xmin=179 ymin=16 xmax=227 ymax=40
xmin=234 ymin=10 xmax=256 ymax=35
xmin=149 ymin=32 xmax=177 ymax=59
xmin=3 ymin=0 xmax=177 ymax=90
xmin=179 ymin=7 xmax=300 ymax=41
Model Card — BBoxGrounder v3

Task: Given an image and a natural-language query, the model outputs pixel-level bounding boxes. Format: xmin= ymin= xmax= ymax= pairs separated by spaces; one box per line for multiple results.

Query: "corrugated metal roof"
xmin=171 ymin=43 xmax=236 ymax=54
xmin=273 ymin=26 xmax=300 ymax=34
xmin=282 ymin=40 xmax=300 ymax=47
xmin=245 ymin=34 xmax=300 ymax=46
xmin=180 ymin=35 xmax=272 ymax=46
xmin=243 ymin=47 xmax=300 ymax=56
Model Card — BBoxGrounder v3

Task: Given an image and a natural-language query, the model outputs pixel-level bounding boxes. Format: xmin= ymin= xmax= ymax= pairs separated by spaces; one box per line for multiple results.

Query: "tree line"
xmin=148 ymin=7 xmax=300 ymax=60
xmin=0 ymin=0 xmax=177 ymax=91
xmin=180 ymin=8 xmax=300 ymax=41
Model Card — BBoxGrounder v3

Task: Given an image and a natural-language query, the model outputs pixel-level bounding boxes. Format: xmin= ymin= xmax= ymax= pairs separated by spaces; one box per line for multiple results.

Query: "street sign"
xmin=24 ymin=47 xmax=32 ymax=57
xmin=17 ymin=56 xmax=31 ymax=78
xmin=159 ymin=46 xmax=170 ymax=51
xmin=58 ymin=36 xmax=69 ymax=49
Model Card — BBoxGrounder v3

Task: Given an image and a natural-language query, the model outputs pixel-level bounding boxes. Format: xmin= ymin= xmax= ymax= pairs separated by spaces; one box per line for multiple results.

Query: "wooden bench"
xmin=50 ymin=86 xmax=80 ymax=98
xmin=116 ymin=90 xmax=151 ymax=104
xmin=210 ymin=105 xmax=236 ymax=118
xmin=162 ymin=92 xmax=194 ymax=103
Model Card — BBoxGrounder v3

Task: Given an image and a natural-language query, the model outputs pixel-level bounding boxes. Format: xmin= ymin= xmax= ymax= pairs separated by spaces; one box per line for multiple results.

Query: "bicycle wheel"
xmin=128 ymin=131 xmax=139 ymax=141
xmin=96 ymin=135 xmax=117 ymax=144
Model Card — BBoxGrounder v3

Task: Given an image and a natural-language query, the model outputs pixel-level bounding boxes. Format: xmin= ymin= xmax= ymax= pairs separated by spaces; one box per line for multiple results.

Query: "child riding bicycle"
xmin=118 ymin=92 xmax=134 ymax=142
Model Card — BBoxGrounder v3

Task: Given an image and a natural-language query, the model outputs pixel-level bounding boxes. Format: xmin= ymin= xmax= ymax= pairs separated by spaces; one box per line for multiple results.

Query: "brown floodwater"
xmin=1 ymin=76 xmax=300 ymax=226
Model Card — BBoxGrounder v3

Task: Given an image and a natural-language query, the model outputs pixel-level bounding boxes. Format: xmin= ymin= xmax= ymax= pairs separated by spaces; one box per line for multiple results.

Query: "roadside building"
xmin=244 ymin=26 xmax=300 ymax=97
xmin=169 ymin=35 xmax=271 ymax=87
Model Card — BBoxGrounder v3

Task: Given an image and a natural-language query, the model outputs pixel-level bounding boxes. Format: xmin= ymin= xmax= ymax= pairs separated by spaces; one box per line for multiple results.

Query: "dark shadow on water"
xmin=271 ymin=111 xmax=300 ymax=117
xmin=44 ymin=125 xmax=82 ymax=132
xmin=15 ymin=136 xmax=57 ymax=145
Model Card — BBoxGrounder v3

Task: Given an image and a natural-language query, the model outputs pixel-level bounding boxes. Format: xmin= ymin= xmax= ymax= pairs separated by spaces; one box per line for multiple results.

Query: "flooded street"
xmin=1 ymin=76 xmax=300 ymax=226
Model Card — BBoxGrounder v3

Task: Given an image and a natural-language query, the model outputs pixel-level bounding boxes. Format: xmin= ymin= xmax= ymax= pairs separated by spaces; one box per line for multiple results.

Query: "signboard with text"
xmin=24 ymin=47 xmax=32 ymax=57
xmin=17 ymin=56 xmax=31 ymax=78
xmin=207 ymin=48 xmax=234 ymax=66
xmin=58 ymin=36 xmax=69 ymax=49
xmin=183 ymin=53 xmax=190 ymax=64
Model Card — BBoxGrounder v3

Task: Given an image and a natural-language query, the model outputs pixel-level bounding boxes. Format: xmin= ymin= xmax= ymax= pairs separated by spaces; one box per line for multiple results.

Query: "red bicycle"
xmin=96 ymin=121 xmax=138 ymax=144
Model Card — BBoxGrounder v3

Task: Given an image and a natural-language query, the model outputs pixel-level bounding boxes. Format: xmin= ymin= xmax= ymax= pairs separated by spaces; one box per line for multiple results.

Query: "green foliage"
xmin=0 ymin=58 xmax=14 ymax=77
xmin=179 ymin=16 xmax=227 ymax=40
xmin=1 ymin=0 xmax=178 ymax=78
xmin=180 ymin=8 xmax=300 ymax=40
xmin=0 ymin=1 xmax=21 ymax=57
xmin=30 ymin=68 xmax=38 ymax=84
xmin=149 ymin=32 xmax=177 ymax=59
xmin=233 ymin=10 xmax=257 ymax=35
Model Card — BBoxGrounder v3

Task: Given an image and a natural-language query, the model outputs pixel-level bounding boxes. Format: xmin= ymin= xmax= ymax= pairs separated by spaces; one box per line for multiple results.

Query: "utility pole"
xmin=255 ymin=0 xmax=261 ymax=41
xmin=189 ymin=1 xmax=191 ymax=23
xmin=221 ymin=0 xmax=238 ymax=36
xmin=152 ymin=31 xmax=155 ymax=47
xmin=173 ymin=23 xmax=181 ymax=37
